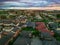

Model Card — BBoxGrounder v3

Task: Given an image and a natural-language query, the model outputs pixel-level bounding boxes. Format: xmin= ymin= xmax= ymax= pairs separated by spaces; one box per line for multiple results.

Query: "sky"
xmin=0 ymin=0 xmax=60 ymax=3
xmin=0 ymin=0 xmax=60 ymax=9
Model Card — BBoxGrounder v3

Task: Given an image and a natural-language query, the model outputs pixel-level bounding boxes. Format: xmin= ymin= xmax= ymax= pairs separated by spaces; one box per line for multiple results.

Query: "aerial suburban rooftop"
xmin=0 ymin=10 xmax=60 ymax=45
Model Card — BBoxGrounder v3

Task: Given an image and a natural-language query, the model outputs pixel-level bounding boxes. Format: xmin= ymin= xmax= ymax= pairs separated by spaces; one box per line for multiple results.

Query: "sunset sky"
xmin=0 ymin=0 xmax=60 ymax=9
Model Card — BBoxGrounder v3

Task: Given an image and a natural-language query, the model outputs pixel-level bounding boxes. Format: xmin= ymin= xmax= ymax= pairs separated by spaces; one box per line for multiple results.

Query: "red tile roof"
xmin=36 ymin=22 xmax=54 ymax=36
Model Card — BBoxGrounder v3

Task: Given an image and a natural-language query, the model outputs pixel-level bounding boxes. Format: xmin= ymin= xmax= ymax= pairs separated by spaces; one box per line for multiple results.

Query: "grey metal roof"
xmin=43 ymin=40 xmax=57 ymax=45
xmin=56 ymin=30 xmax=60 ymax=34
xmin=20 ymin=31 xmax=31 ymax=38
xmin=31 ymin=37 xmax=42 ymax=45
xmin=13 ymin=31 xmax=32 ymax=45
xmin=41 ymin=32 xmax=52 ymax=38
xmin=26 ymin=22 xmax=35 ymax=28
xmin=13 ymin=37 xmax=29 ymax=45
xmin=12 ymin=27 xmax=19 ymax=32
xmin=57 ymin=41 xmax=60 ymax=45
xmin=48 ymin=23 xmax=57 ymax=29
xmin=0 ymin=20 xmax=3 ymax=23
xmin=0 ymin=32 xmax=14 ymax=45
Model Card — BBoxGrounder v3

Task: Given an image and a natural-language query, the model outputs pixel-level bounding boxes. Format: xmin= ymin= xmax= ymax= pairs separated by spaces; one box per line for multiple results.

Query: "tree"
xmin=0 ymin=15 xmax=7 ymax=19
xmin=9 ymin=15 xmax=16 ymax=19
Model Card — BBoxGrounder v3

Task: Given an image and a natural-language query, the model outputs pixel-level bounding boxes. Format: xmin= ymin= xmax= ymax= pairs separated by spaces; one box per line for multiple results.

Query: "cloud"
xmin=0 ymin=0 xmax=60 ymax=7
xmin=0 ymin=0 xmax=17 ymax=2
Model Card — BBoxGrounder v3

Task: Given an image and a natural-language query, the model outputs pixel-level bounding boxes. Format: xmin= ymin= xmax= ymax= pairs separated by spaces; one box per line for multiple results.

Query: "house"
xmin=36 ymin=22 xmax=54 ymax=36
xmin=0 ymin=32 xmax=14 ymax=45
xmin=26 ymin=22 xmax=35 ymax=28
xmin=12 ymin=27 xmax=20 ymax=37
xmin=48 ymin=22 xmax=57 ymax=30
